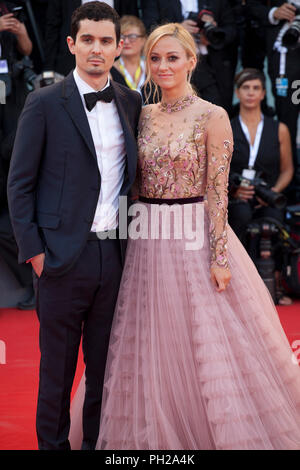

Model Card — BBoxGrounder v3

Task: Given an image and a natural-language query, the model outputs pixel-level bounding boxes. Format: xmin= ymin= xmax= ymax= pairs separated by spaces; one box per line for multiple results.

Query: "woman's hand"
xmin=210 ymin=266 xmax=231 ymax=292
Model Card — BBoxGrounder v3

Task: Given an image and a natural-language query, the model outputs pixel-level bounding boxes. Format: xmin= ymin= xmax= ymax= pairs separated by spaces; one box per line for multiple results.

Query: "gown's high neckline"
xmin=159 ymin=94 xmax=198 ymax=113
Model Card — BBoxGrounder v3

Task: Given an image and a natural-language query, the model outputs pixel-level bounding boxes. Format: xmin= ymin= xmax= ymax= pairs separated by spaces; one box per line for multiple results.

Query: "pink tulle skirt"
xmin=70 ymin=202 xmax=300 ymax=450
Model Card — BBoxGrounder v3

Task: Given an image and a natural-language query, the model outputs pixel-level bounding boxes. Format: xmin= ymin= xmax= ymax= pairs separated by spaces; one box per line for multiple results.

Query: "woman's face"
xmin=121 ymin=26 xmax=145 ymax=58
xmin=236 ymin=79 xmax=266 ymax=109
xmin=148 ymin=36 xmax=195 ymax=92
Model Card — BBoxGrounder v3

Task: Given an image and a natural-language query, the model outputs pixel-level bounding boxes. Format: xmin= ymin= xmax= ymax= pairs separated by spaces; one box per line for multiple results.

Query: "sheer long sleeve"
xmin=205 ymin=106 xmax=233 ymax=269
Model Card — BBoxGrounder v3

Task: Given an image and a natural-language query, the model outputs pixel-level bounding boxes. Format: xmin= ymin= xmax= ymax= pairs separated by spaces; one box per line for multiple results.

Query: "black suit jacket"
xmin=44 ymin=0 xmax=139 ymax=75
xmin=7 ymin=73 xmax=141 ymax=276
xmin=247 ymin=0 xmax=287 ymax=55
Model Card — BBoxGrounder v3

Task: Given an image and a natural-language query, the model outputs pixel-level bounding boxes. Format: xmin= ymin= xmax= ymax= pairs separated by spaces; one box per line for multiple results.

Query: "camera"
xmin=247 ymin=212 xmax=300 ymax=302
xmin=230 ymin=173 xmax=287 ymax=210
xmin=32 ymin=71 xmax=64 ymax=90
xmin=188 ymin=9 xmax=226 ymax=50
xmin=40 ymin=71 xmax=56 ymax=88
xmin=11 ymin=6 xmax=24 ymax=22
xmin=247 ymin=220 xmax=279 ymax=302
xmin=12 ymin=56 xmax=37 ymax=91
xmin=282 ymin=4 xmax=300 ymax=48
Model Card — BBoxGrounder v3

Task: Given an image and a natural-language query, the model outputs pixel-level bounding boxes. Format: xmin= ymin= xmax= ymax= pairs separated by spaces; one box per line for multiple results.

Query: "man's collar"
xmin=73 ymin=67 xmax=110 ymax=97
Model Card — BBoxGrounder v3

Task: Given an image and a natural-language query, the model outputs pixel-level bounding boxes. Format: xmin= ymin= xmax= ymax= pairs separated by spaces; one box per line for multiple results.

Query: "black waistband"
xmin=138 ymin=196 xmax=204 ymax=205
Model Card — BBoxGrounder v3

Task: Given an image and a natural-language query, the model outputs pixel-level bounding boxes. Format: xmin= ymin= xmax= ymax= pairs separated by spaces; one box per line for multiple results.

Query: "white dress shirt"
xmin=239 ymin=114 xmax=264 ymax=169
xmin=180 ymin=0 xmax=198 ymax=19
xmin=73 ymin=68 xmax=126 ymax=232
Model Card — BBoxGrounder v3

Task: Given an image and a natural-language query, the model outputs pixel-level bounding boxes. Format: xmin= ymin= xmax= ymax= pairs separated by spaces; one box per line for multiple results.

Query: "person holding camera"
xmin=0 ymin=2 xmax=32 ymax=55
xmin=141 ymin=0 xmax=236 ymax=114
xmin=0 ymin=2 xmax=32 ymax=113
xmin=248 ymin=1 xmax=300 ymax=196
xmin=228 ymin=68 xmax=294 ymax=305
xmin=0 ymin=2 xmax=34 ymax=310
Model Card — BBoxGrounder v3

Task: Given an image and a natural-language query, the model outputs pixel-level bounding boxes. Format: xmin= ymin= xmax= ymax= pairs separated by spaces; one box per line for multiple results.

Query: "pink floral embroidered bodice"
xmin=137 ymin=95 xmax=234 ymax=269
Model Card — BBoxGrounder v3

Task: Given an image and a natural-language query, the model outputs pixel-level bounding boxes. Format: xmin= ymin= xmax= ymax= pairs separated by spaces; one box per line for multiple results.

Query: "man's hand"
xmin=0 ymin=12 xmax=32 ymax=55
xmin=201 ymin=13 xmax=217 ymax=26
xmin=6 ymin=17 xmax=27 ymax=36
xmin=0 ymin=13 xmax=17 ymax=32
xmin=30 ymin=253 xmax=45 ymax=278
xmin=198 ymin=13 xmax=217 ymax=46
xmin=273 ymin=3 xmax=296 ymax=22
xmin=182 ymin=19 xmax=199 ymax=35
xmin=232 ymin=184 xmax=255 ymax=202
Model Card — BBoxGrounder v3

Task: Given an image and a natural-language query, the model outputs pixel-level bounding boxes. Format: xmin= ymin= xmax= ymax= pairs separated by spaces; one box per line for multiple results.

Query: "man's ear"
xmin=116 ymin=38 xmax=124 ymax=58
xmin=67 ymin=36 xmax=76 ymax=55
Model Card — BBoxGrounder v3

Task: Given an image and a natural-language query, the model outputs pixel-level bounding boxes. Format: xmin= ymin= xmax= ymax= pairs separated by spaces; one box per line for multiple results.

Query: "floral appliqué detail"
xmin=137 ymin=101 xmax=233 ymax=268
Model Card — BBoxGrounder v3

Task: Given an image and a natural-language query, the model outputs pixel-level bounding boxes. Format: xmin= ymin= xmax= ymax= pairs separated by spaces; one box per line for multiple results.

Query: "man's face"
xmin=67 ymin=19 xmax=122 ymax=81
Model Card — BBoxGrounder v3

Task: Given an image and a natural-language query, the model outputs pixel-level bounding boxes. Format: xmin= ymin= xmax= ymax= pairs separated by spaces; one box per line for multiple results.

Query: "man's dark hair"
xmin=71 ymin=1 xmax=121 ymax=43
xmin=235 ymin=68 xmax=266 ymax=90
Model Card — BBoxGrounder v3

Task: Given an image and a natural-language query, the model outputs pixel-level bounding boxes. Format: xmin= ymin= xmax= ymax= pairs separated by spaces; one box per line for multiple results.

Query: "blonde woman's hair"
xmin=120 ymin=15 xmax=146 ymax=37
xmin=143 ymin=23 xmax=198 ymax=104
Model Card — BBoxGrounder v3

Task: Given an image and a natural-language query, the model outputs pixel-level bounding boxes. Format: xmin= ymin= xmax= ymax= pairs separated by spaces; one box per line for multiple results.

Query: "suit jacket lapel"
xmin=111 ymin=81 xmax=138 ymax=185
xmin=61 ymin=72 xmax=98 ymax=162
xmin=61 ymin=73 xmax=137 ymax=188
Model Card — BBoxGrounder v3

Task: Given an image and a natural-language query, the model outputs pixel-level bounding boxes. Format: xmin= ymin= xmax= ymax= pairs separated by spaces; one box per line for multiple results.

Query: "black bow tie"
xmin=84 ymin=85 xmax=114 ymax=111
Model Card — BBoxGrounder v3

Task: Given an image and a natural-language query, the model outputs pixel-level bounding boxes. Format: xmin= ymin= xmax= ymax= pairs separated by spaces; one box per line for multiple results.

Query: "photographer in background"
xmin=0 ymin=1 xmax=35 ymax=309
xmin=248 ymin=1 xmax=300 ymax=196
xmin=141 ymin=0 xmax=236 ymax=114
xmin=0 ymin=3 xmax=32 ymax=55
xmin=229 ymin=68 xmax=294 ymax=305
xmin=0 ymin=2 xmax=33 ymax=135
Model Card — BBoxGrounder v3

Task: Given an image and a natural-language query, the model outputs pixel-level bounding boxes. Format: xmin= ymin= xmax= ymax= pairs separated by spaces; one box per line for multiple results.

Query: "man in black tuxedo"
xmin=44 ymin=0 xmax=140 ymax=76
xmin=247 ymin=1 xmax=300 ymax=184
xmin=7 ymin=1 xmax=141 ymax=450
xmin=141 ymin=0 xmax=236 ymax=113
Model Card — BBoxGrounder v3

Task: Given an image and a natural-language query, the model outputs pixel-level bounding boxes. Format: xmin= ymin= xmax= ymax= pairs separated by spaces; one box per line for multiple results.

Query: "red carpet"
xmin=0 ymin=308 xmax=84 ymax=450
xmin=0 ymin=302 xmax=299 ymax=450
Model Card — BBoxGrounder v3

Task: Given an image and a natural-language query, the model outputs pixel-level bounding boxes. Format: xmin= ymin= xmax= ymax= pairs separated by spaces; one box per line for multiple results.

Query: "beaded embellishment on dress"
xmin=159 ymin=94 xmax=198 ymax=113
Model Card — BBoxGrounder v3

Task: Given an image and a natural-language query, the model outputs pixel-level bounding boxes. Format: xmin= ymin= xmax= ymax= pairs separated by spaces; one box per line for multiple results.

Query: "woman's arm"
xmin=206 ymin=106 xmax=233 ymax=291
xmin=271 ymin=122 xmax=294 ymax=193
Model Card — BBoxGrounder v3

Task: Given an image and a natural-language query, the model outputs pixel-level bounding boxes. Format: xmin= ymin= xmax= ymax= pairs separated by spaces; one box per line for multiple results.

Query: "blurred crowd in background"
xmin=0 ymin=0 xmax=300 ymax=308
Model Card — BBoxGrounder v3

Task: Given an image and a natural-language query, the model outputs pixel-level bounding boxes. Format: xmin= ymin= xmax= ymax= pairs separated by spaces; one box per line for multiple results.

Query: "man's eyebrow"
xmin=80 ymin=33 xmax=114 ymax=40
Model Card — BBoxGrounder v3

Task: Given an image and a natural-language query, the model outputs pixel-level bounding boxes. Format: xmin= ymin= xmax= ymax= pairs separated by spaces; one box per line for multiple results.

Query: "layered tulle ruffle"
xmin=70 ymin=202 xmax=300 ymax=450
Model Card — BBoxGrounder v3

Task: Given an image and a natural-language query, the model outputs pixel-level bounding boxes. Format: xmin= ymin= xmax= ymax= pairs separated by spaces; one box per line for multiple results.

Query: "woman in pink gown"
xmin=70 ymin=23 xmax=300 ymax=450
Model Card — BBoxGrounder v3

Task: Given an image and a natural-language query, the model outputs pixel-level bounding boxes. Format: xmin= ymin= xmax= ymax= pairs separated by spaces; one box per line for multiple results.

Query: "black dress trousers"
xmin=34 ymin=237 xmax=123 ymax=450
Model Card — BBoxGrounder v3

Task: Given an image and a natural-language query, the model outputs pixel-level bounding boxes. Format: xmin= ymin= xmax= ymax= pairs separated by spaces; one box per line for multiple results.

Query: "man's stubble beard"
xmin=86 ymin=68 xmax=106 ymax=76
